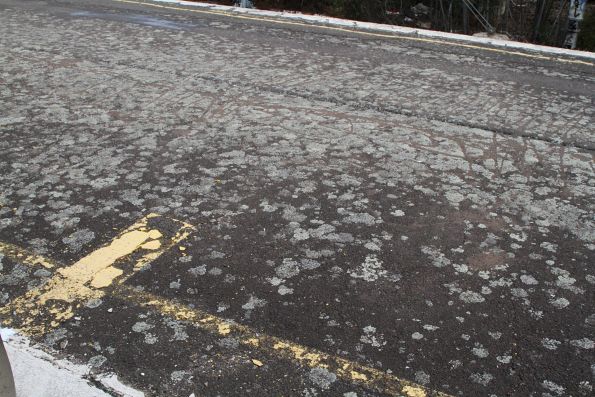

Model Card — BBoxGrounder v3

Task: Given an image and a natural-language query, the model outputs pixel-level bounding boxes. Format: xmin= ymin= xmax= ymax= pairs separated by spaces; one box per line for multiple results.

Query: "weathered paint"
xmin=0 ymin=241 xmax=56 ymax=269
xmin=115 ymin=285 xmax=453 ymax=397
xmin=403 ymin=385 xmax=428 ymax=397
xmin=0 ymin=214 xmax=195 ymax=335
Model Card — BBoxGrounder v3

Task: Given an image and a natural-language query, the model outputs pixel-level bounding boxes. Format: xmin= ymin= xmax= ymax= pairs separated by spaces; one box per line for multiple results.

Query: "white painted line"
xmin=145 ymin=0 xmax=595 ymax=61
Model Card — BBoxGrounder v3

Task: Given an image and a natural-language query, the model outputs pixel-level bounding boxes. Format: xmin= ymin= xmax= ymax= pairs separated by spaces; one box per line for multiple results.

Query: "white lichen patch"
xmin=520 ymin=274 xmax=538 ymax=285
xmin=549 ymin=297 xmax=570 ymax=309
xmin=390 ymin=209 xmax=405 ymax=217
xmin=459 ymin=290 xmax=485 ymax=303
xmin=421 ymin=245 xmax=451 ymax=268
xmin=275 ymin=258 xmax=301 ymax=279
xmin=570 ymin=338 xmax=594 ymax=349
xmin=242 ymin=295 xmax=267 ymax=310
xmin=541 ymin=338 xmax=561 ymax=350
xmin=360 ymin=325 xmax=386 ymax=348
xmin=278 ymin=285 xmax=294 ymax=295
xmin=349 ymin=255 xmax=399 ymax=282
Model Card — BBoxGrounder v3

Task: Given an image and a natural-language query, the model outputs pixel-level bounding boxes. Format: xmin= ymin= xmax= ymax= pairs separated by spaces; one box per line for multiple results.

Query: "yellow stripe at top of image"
xmin=112 ymin=0 xmax=594 ymax=67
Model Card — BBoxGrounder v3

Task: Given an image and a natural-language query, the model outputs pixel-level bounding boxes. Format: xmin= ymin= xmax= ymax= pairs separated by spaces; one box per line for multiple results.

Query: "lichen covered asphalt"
xmin=0 ymin=0 xmax=594 ymax=396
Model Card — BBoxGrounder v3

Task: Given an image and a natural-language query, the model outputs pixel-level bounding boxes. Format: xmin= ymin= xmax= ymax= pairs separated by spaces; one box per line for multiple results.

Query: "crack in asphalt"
xmin=15 ymin=43 xmax=595 ymax=152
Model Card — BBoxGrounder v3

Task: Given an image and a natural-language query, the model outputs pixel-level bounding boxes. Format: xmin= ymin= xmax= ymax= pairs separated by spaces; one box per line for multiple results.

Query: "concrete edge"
xmin=144 ymin=0 xmax=595 ymax=62
xmin=0 ymin=328 xmax=145 ymax=397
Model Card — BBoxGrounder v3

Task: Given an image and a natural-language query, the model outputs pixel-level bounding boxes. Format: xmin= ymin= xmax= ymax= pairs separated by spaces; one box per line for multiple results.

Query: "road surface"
xmin=0 ymin=0 xmax=594 ymax=396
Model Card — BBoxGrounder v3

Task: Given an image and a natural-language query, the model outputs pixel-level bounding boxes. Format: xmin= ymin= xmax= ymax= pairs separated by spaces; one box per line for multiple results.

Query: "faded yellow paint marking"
xmin=349 ymin=370 xmax=368 ymax=381
xmin=217 ymin=323 xmax=231 ymax=336
xmin=0 ymin=241 xmax=56 ymax=269
xmin=273 ymin=342 xmax=324 ymax=367
xmin=0 ymin=218 xmax=449 ymax=396
xmin=141 ymin=240 xmax=162 ymax=250
xmin=0 ymin=214 xmax=195 ymax=335
xmin=115 ymin=286 xmax=453 ymax=397
xmin=58 ymin=229 xmax=150 ymax=285
xmin=403 ymin=385 xmax=428 ymax=397
xmin=148 ymin=229 xmax=163 ymax=239
xmin=90 ymin=267 xmax=124 ymax=288
xmin=112 ymin=0 xmax=594 ymax=67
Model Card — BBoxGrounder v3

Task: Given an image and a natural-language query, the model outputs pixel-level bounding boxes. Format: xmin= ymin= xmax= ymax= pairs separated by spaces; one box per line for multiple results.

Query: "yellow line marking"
xmin=0 ymin=213 xmax=194 ymax=335
xmin=112 ymin=0 xmax=593 ymax=66
xmin=0 ymin=220 xmax=451 ymax=396
xmin=0 ymin=241 xmax=56 ymax=269
xmin=115 ymin=285 xmax=453 ymax=397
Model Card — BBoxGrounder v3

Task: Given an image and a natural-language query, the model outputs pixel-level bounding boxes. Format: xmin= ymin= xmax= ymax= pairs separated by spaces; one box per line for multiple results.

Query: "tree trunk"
xmin=495 ymin=0 xmax=508 ymax=31
xmin=463 ymin=2 xmax=470 ymax=34
xmin=533 ymin=0 xmax=547 ymax=42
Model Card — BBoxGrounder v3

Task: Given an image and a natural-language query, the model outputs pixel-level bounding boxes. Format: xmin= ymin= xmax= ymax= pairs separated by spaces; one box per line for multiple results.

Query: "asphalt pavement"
xmin=0 ymin=0 xmax=594 ymax=396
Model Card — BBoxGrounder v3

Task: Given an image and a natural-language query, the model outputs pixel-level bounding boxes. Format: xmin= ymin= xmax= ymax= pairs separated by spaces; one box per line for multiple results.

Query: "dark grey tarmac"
xmin=0 ymin=0 xmax=594 ymax=396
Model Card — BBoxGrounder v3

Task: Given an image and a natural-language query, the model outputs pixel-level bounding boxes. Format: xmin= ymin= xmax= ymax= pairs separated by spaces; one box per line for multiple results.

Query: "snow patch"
xmin=148 ymin=0 xmax=595 ymax=61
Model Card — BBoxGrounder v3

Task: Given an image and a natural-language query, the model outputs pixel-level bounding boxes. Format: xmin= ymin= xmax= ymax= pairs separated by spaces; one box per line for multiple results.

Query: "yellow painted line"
xmin=0 ymin=219 xmax=451 ymax=396
xmin=115 ymin=285 xmax=453 ymax=397
xmin=112 ymin=0 xmax=593 ymax=67
xmin=0 ymin=213 xmax=195 ymax=335
xmin=0 ymin=241 xmax=57 ymax=269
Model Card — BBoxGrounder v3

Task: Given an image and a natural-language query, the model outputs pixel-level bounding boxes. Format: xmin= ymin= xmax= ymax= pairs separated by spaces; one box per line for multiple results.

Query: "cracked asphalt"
xmin=0 ymin=0 xmax=594 ymax=396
